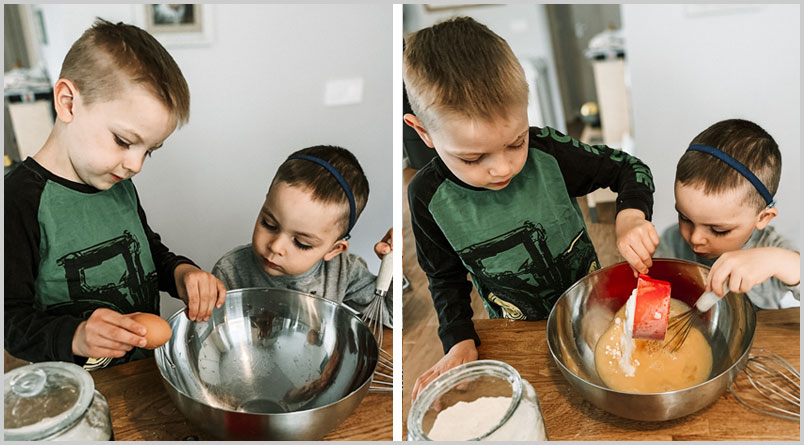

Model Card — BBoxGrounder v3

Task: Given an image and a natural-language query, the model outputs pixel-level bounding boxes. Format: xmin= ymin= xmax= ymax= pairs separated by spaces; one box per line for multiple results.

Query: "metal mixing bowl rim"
xmin=546 ymin=259 xmax=756 ymax=396
xmin=155 ymin=287 xmax=379 ymax=416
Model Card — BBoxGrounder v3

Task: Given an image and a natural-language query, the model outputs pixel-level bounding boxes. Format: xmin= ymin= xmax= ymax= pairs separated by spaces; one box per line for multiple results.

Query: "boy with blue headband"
xmin=211 ymin=145 xmax=392 ymax=325
xmin=655 ymin=119 xmax=800 ymax=308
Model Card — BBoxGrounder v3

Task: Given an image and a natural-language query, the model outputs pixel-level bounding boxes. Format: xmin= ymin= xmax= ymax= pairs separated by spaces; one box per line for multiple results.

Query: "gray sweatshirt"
xmin=212 ymin=244 xmax=392 ymax=327
xmin=655 ymin=224 xmax=800 ymax=309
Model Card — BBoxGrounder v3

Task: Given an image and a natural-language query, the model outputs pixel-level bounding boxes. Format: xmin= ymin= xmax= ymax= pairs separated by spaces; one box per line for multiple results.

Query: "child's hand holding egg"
xmin=125 ymin=312 xmax=172 ymax=349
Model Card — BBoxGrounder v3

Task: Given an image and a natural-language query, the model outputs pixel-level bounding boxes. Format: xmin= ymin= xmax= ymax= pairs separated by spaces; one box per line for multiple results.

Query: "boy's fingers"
xmin=413 ymin=368 xmax=438 ymax=399
xmin=87 ymin=312 xmax=147 ymax=348
xmin=198 ymin=278 xmax=213 ymax=320
xmin=185 ymin=280 xmax=200 ymax=321
xmin=649 ymin=225 xmax=660 ymax=246
xmin=97 ymin=333 xmax=140 ymax=351
xmin=216 ymin=280 xmax=227 ymax=308
xmin=636 ymin=245 xmax=653 ymax=272
xmin=715 ymin=276 xmax=729 ymax=297
xmin=87 ymin=320 xmax=142 ymax=351
xmin=204 ymin=280 xmax=218 ymax=320
xmin=103 ymin=323 xmax=147 ymax=348
xmin=622 ymin=246 xmax=648 ymax=275
xmin=708 ymin=259 xmax=722 ymax=293
xmin=727 ymin=274 xmax=743 ymax=296
xmin=116 ymin=314 xmax=148 ymax=336
xmin=639 ymin=237 xmax=655 ymax=269
xmin=412 ymin=369 xmax=436 ymax=401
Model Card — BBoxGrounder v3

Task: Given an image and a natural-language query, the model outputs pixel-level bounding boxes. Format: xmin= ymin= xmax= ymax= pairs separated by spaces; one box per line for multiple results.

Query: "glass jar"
xmin=4 ymin=361 xmax=113 ymax=441
xmin=407 ymin=360 xmax=548 ymax=441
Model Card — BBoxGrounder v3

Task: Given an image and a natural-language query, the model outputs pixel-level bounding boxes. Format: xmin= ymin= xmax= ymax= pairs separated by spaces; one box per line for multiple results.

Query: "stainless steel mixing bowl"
xmin=154 ymin=287 xmax=379 ymax=440
xmin=546 ymin=259 xmax=756 ymax=421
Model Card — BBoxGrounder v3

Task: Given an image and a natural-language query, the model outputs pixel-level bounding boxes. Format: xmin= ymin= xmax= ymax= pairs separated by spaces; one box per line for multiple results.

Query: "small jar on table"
xmin=4 ymin=361 xmax=113 ymax=441
xmin=407 ymin=359 xmax=547 ymax=441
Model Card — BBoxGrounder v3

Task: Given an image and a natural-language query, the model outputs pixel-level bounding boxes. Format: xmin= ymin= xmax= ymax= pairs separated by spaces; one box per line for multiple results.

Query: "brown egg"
xmin=127 ymin=312 xmax=172 ymax=349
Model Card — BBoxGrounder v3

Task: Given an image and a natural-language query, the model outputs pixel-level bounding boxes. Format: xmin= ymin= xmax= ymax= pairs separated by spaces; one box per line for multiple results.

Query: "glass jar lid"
xmin=407 ymin=359 xmax=523 ymax=441
xmin=4 ymin=361 xmax=95 ymax=441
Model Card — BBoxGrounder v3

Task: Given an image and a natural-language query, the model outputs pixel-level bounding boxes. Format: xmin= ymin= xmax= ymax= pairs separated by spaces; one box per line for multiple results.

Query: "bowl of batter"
xmin=546 ymin=259 xmax=756 ymax=421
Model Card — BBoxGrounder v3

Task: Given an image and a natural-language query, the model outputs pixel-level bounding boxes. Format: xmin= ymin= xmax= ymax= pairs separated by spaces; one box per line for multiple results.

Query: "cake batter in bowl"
xmin=546 ymin=259 xmax=756 ymax=421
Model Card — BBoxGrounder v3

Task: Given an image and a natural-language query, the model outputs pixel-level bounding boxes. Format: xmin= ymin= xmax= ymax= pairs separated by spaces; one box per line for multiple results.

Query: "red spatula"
xmin=632 ymin=274 xmax=672 ymax=340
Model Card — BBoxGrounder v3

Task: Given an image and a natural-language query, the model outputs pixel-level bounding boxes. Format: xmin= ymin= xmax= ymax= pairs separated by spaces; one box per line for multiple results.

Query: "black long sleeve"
xmin=529 ymin=126 xmax=654 ymax=219
xmin=408 ymin=173 xmax=480 ymax=353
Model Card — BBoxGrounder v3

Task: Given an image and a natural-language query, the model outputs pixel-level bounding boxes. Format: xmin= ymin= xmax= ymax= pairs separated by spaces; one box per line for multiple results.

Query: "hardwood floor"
xmin=401 ymin=164 xmax=625 ymax=433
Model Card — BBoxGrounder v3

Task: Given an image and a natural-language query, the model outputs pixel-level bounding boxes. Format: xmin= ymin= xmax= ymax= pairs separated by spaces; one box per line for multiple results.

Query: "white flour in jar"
xmin=427 ymin=395 xmax=546 ymax=441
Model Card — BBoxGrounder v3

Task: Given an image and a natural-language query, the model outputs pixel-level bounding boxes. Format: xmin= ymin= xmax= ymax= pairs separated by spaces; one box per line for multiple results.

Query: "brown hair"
xmin=403 ymin=16 xmax=528 ymax=130
xmin=676 ymin=119 xmax=781 ymax=210
xmin=272 ymin=145 xmax=369 ymax=237
xmin=59 ymin=18 xmax=190 ymax=126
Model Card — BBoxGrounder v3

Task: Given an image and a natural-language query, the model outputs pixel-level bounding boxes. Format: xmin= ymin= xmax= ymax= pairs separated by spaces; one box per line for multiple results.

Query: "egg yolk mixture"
xmin=594 ymin=298 xmax=713 ymax=393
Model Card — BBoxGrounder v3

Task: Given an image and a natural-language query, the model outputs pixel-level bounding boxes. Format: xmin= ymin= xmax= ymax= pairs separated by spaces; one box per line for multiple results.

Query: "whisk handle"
xmin=695 ymin=283 xmax=728 ymax=312
xmin=375 ymin=253 xmax=393 ymax=296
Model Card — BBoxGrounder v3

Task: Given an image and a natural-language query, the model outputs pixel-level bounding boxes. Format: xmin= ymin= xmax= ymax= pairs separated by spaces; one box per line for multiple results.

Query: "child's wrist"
xmin=767 ymin=247 xmax=800 ymax=286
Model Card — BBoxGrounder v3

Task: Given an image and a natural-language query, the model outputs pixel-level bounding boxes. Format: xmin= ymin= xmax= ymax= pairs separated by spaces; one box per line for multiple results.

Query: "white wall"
xmin=403 ymin=4 xmax=566 ymax=134
xmin=622 ymin=4 xmax=800 ymax=246
xmin=34 ymin=4 xmax=393 ymax=315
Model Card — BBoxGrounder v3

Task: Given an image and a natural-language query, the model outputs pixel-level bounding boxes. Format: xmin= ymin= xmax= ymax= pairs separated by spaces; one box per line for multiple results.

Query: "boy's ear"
xmin=53 ymin=78 xmax=78 ymax=123
xmin=323 ymin=239 xmax=349 ymax=261
xmin=755 ymin=206 xmax=778 ymax=230
xmin=404 ymin=113 xmax=435 ymax=148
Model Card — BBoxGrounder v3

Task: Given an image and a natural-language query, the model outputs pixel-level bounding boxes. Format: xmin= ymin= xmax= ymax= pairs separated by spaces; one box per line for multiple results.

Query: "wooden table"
xmin=91 ymin=328 xmax=392 ymax=441
xmin=474 ymin=307 xmax=799 ymax=440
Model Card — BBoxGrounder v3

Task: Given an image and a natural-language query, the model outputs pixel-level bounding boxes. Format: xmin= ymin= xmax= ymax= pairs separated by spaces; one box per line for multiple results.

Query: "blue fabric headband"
xmin=686 ymin=144 xmax=775 ymax=208
xmin=287 ymin=154 xmax=356 ymax=239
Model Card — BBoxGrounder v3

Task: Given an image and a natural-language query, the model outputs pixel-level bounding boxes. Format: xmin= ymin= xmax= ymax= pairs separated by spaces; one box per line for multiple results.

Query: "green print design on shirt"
xmin=459 ymin=224 xmax=599 ymax=319
xmin=34 ymin=180 xmax=160 ymax=318
xmin=429 ymin=147 xmax=600 ymax=320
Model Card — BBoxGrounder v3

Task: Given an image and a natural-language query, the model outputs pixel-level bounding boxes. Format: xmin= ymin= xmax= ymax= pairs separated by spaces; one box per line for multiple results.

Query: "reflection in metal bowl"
xmin=155 ymin=287 xmax=378 ymax=440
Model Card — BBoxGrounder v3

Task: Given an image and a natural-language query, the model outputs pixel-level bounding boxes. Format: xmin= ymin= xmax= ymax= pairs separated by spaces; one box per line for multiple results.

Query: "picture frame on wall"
xmin=135 ymin=4 xmax=213 ymax=47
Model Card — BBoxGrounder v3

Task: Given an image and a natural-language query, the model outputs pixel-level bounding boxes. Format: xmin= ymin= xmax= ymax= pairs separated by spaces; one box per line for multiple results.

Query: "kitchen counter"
xmin=90 ymin=327 xmax=392 ymax=441
xmin=473 ymin=307 xmax=799 ymax=440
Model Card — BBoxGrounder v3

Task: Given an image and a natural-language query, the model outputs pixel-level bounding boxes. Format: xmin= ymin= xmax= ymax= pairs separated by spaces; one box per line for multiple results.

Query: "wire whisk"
xmin=664 ymin=286 xmax=725 ymax=352
xmin=362 ymin=253 xmax=393 ymax=392
xmin=729 ymin=348 xmax=800 ymax=421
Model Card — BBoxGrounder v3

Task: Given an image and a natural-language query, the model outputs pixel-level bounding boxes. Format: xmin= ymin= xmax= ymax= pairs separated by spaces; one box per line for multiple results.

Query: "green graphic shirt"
xmin=408 ymin=126 xmax=654 ymax=353
xmin=429 ymin=148 xmax=600 ymax=321
xmin=5 ymin=158 xmax=193 ymax=369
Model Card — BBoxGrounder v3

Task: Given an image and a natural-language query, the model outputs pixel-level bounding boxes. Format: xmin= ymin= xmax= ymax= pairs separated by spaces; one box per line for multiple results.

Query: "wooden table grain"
xmin=91 ymin=328 xmax=392 ymax=441
xmin=473 ymin=307 xmax=799 ymax=441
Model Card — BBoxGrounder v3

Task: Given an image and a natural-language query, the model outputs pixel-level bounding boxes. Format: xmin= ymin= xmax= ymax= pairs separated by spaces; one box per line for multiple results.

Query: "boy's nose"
xmin=123 ymin=152 xmax=145 ymax=175
xmin=267 ymin=235 xmax=285 ymax=256
xmin=489 ymin=158 xmax=512 ymax=178
xmin=689 ymin=226 xmax=707 ymax=246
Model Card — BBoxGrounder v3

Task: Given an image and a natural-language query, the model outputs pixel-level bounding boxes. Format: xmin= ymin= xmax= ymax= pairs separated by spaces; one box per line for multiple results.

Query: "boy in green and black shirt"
xmin=4 ymin=19 xmax=225 ymax=370
xmin=404 ymin=17 xmax=659 ymax=399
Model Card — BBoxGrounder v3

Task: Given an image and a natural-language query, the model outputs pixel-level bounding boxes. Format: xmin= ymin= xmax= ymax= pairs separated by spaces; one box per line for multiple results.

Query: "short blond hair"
xmin=59 ymin=18 xmax=190 ymax=126
xmin=403 ymin=16 xmax=528 ymax=130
